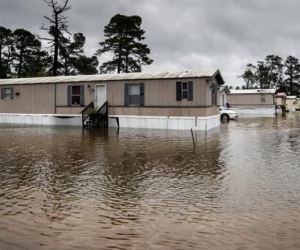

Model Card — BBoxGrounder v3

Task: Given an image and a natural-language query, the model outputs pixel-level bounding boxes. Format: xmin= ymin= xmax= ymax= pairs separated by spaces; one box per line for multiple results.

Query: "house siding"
xmin=0 ymin=78 xmax=221 ymax=116
xmin=228 ymin=94 xmax=274 ymax=108
xmin=0 ymin=84 xmax=55 ymax=114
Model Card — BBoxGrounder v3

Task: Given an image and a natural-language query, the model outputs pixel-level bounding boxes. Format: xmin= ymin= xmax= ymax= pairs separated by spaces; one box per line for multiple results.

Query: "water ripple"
xmin=1 ymin=114 xmax=300 ymax=249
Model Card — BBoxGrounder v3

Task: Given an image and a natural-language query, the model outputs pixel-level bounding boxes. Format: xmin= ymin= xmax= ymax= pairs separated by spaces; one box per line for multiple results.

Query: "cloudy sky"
xmin=1 ymin=0 xmax=300 ymax=86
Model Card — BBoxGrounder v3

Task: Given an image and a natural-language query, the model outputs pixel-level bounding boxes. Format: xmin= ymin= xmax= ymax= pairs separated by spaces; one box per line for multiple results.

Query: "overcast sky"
xmin=1 ymin=0 xmax=300 ymax=86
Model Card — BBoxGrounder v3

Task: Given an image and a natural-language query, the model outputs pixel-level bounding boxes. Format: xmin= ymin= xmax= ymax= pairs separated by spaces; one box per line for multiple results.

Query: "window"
xmin=182 ymin=82 xmax=188 ymax=99
xmin=222 ymin=94 xmax=225 ymax=106
xmin=211 ymin=84 xmax=218 ymax=106
xmin=124 ymin=83 xmax=144 ymax=106
xmin=129 ymin=84 xmax=140 ymax=105
xmin=261 ymin=94 xmax=265 ymax=103
xmin=176 ymin=81 xmax=193 ymax=101
xmin=1 ymin=87 xmax=14 ymax=99
xmin=67 ymin=85 xmax=84 ymax=106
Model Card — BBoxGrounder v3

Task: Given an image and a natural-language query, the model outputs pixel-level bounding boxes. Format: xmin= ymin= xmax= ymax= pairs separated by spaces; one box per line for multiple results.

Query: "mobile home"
xmin=0 ymin=69 xmax=225 ymax=130
xmin=227 ymin=89 xmax=276 ymax=115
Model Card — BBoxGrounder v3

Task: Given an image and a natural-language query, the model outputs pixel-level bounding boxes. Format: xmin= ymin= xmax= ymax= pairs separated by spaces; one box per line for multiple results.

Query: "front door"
xmin=94 ymin=84 xmax=106 ymax=108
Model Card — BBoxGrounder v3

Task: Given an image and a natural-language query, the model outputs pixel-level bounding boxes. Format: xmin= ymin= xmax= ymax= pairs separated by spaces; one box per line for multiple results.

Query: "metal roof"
xmin=0 ymin=69 xmax=224 ymax=85
xmin=229 ymin=89 xmax=276 ymax=94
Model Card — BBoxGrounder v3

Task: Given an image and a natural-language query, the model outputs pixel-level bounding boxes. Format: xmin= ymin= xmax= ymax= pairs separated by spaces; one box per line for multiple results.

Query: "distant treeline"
xmin=238 ymin=55 xmax=300 ymax=95
xmin=0 ymin=0 xmax=153 ymax=78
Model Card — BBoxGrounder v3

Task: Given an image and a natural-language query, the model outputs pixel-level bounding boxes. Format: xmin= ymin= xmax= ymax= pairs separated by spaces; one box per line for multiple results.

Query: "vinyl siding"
xmin=0 ymin=84 xmax=55 ymax=114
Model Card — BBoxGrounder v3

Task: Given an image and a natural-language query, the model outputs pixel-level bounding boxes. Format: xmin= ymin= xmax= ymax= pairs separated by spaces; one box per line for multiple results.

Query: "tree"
xmin=0 ymin=26 xmax=13 ymax=78
xmin=97 ymin=14 xmax=153 ymax=73
xmin=74 ymin=55 xmax=98 ymax=75
xmin=284 ymin=55 xmax=300 ymax=95
xmin=264 ymin=55 xmax=283 ymax=89
xmin=22 ymin=49 xmax=52 ymax=77
xmin=57 ymin=33 xmax=98 ymax=75
xmin=13 ymin=29 xmax=50 ymax=78
xmin=238 ymin=64 xmax=255 ymax=89
xmin=40 ymin=0 xmax=72 ymax=76
xmin=58 ymin=33 xmax=85 ymax=75
xmin=239 ymin=55 xmax=283 ymax=89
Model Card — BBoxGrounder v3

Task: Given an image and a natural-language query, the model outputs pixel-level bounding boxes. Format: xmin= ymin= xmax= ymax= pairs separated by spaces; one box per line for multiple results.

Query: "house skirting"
xmin=108 ymin=115 xmax=220 ymax=130
xmin=0 ymin=113 xmax=82 ymax=126
xmin=287 ymin=107 xmax=296 ymax=112
xmin=0 ymin=113 xmax=220 ymax=131
xmin=230 ymin=108 xmax=279 ymax=116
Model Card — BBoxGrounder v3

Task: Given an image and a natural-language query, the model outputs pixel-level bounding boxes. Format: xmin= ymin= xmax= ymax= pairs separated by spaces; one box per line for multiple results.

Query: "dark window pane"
xmin=182 ymin=90 xmax=188 ymax=99
xmin=182 ymin=82 xmax=187 ymax=90
xmin=72 ymin=86 xmax=80 ymax=95
xmin=130 ymin=95 xmax=140 ymax=105
xmin=72 ymin=96 xmax=80 ymax=105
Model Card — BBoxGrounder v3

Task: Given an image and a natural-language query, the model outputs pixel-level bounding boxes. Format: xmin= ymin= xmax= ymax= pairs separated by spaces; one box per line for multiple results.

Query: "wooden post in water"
xmin=191 ymin=128 xmax=195 ymax=149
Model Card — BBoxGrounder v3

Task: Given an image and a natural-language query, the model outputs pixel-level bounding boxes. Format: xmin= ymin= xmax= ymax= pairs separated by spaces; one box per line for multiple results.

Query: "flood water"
xmin=1 ymin=113 xmax=300 ymax=250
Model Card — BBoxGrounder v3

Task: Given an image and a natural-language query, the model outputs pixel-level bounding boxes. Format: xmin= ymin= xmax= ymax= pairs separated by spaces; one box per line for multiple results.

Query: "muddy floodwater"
xmin=1 ymin=113 xmax=300 ymax=250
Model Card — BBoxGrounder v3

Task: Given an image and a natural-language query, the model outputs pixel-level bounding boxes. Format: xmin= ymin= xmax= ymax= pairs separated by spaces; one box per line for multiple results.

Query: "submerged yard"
xmin=0 ymin=113 xmax=300 ymax=250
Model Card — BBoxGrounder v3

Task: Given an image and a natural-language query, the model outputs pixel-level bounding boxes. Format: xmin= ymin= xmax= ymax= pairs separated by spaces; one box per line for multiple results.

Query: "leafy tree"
xmin=238 ymin=64 xmax=255 ymax=89
xmin=0 ymin=26 xmax=13 ymax=78
xmin=12 ymin=29 xmax=51 ymax=78
xmin=239 ymin=55 xmax=283 ymax=89
xmin=284 ymin=55 xmax=300 ymax=95
xmin=23 ymin=50 xmax=52 ymax=77
xmin=40 ymin=0 xmax=72 ymax=76
xmin=264 ymin=55 xmax=283 ymax=88
xmin=57 ymin=33 xmax=98 ymax=75
xmin=97 ymin=14 xmax=153 ymax=73
xmin=58 ymin=33 xmax=85 ymax=75
xmin=255 ymin=61 xmax=270 ymax=89
xmin=74 ymin=55 xmax=98 ymax=75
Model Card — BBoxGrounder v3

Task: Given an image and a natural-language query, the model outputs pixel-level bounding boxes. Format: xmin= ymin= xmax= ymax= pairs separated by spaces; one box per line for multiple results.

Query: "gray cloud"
xmin=1 ymin=0 xmax=300 ymax=86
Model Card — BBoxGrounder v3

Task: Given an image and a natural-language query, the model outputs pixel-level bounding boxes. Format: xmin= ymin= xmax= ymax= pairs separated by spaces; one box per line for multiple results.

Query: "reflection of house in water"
xmin=0 ymin=126 xmax=107 ymax=223
xmin=103 ymin=128 xmax=225 ymax=206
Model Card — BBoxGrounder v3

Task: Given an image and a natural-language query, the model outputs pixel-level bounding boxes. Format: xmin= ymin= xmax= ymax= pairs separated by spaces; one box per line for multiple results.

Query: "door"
xmin=94 ymin=84 xmax=106 ymax=108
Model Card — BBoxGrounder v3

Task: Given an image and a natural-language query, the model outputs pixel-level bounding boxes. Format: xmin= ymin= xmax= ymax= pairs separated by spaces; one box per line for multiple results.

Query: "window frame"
xmin=261 ymin=94 xmax=266 ymax=103
xmin=211 ymin=84 xmax=218 ymax=106
xmin=129 ymin=84 xmax=141 ymax=106
xmin=124 ymin=83 xmax=145 ymax=106
xmin=67 ymin=85 xmax=85 ymax=106
xmin=1 ymin=87 xmax=14 ymax=99
xmin=176 ymin=81 xmax=193 ymax=101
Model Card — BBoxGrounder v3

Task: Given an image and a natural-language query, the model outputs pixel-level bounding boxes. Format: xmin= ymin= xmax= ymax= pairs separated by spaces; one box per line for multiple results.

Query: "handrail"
xmin=81 ymin=101 xmax=94 ymax=114
xmin=82 ymin=101 xmax=108 ymax=128
xmin=96 ymin=101 xmax=108 ymax=114
xmin=81 ymin=101 xmax=94 ymax=127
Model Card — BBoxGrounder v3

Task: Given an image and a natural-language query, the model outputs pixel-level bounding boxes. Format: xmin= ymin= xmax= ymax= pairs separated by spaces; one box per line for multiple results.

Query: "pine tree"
xmin=284 ymin=56 xmax=300 ymax=95
xmin=97 ymin=14 xmax=153 ymax=73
